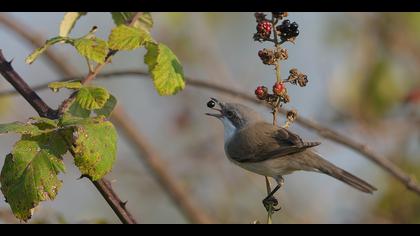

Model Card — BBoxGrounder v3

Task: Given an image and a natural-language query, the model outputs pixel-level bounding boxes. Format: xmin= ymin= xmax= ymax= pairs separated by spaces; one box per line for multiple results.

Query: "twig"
xmin=92 ymin=179 xmax=137 ymax=224
xmin=111 ymin=106 xmax=214 ymax=224
xmin=57 ymin=12 xmax=143 ymax=115
xmin=0 ymin=13 xmax=77 ymax=76
xmin=59 ymin=12 xmax=213 ymax=223
xmin=0 ymin=55 xmax=57 ymax=118
xmin=0 ymin=50 xmax=138 ymax=224
xmin=2 ymin=70 xmax=418 ymax=196
xmin=0 ymin=13 xmax=215 ymax=224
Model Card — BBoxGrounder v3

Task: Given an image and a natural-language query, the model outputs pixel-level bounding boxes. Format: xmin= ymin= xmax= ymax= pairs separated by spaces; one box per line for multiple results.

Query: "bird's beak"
xmin=205 ymin=97 xmax=224 ymax=119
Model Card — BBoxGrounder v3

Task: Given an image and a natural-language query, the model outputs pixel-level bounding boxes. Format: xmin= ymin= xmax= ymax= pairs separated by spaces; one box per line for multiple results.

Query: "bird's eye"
xmin=226 ymin=111 xmax=234 ymax=118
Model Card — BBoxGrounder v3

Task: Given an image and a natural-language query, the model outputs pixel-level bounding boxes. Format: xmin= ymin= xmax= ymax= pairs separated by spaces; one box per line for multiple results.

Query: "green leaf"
xmin=73 ymin=37 xmax=108 ymax=63
xmin=110 ymin=12 xmax=133 ymax=25
xmin=0 ymin=122 xmax=44 ymax=136
xmin=68 ymin=118 xmax=117 ymax=180
xmin=58 ymin=113 xmax=85 ymax=127
xmin=76 ymin=86 xmax=110 ymax=110
xmin=108 ymin=25 xmax=152 ymax=51
xmin=0 ymin=133 xmax=67 ymax=221
xmin=48 ymin=80 xmax=82 ymax=92
xmin=144 ymin=43 xmax=185 ymax=96
xmin=25 ymin=36 xmax=69 ymax=64
xmin=94 ymin=95 xmax=117 ymax=117
xmin=29 ymin=117 xmax=59 ymax=130
xmin=68 ymin=100 xmax=91 ymax=118
xmin=111 ymin=12 xmax=153 ymax=31
xmin=59 ymin=12 xmax=87 ymax=37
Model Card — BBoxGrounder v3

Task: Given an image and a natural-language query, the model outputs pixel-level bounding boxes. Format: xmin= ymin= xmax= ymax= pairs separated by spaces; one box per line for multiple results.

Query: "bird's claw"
xmin=263 ymin=196 xmax=281 ymax=212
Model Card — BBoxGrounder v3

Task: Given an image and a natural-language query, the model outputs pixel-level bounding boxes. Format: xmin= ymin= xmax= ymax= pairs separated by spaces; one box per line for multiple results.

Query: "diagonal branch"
xmin=111 ymin=106 xmax=214 ymax=224
xmin=2 ymin=70 xmax=418 ymax=195
xmin=0 ymin=54 xmax=57 ymax=118
xmin=0 ymin=13 xmax=214 ymax=224
xmin=0 ymin=50 xmax=137 ymax=224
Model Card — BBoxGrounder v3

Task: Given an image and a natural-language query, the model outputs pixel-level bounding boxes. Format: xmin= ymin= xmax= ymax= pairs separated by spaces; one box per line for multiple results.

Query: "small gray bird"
xmin=206 ymin=98 xmax=376 ymax=209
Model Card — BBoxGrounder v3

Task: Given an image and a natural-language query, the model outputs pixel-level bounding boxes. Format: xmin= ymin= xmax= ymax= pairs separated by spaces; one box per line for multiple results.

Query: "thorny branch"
xmin=0 ymin=50 xmax=137 ymax=224
xmin=0 ymin=13 xmax=214 ymax=223
xmin=2 ymin=70 xmax=418 ymax=196
xmin=111 ymin=106 xmax=214 ymax=224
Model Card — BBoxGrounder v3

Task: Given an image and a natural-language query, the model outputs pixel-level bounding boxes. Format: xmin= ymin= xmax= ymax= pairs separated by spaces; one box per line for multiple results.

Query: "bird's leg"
xmin=262 ymin=185 xmax=281 ymax=211
xmin=262 ymin=177 xmax=284 ymax=212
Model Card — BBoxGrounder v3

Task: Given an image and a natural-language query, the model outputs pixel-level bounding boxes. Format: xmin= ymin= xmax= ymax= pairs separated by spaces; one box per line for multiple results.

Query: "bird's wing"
xmin=227 ymin=122 xmax=320 ymax=163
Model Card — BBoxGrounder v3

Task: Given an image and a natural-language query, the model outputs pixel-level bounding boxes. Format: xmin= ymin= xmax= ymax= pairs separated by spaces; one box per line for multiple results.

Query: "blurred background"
xmin=0 ymin=12 xmax=419 ymax=223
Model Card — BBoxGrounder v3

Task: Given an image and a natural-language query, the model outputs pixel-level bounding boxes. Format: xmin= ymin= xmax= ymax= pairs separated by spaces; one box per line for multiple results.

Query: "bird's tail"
xmin=301 ymin=151 xmax=377 ymax=194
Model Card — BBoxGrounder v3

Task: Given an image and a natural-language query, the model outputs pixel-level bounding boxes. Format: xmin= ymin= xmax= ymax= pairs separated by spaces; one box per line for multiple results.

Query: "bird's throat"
xmin=221 ymin=117 xmax=237 ymax=143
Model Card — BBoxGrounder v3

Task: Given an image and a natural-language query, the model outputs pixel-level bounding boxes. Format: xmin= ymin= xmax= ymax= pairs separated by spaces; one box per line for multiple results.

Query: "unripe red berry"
xmin=256 ymin=21 xmax=272 ymax=38
xmin=255 ymin=86 xmax=268 ymax=100
xmin=272 ymin=82 xmax=285 ymax=95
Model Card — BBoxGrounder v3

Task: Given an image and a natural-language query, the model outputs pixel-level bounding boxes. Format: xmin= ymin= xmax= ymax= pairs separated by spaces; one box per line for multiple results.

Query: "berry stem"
xmin=271 ymin=15 xmax=280 ymax=47
xmin=265 ymin=176 xmax=274 ymax=224
xmin=267 ymin=14 xmax=283 ymax=223
xmin=271 ymin=14 xmax=282 ymax=83
xmin=274 ymin=62 xmax=281 ymax=83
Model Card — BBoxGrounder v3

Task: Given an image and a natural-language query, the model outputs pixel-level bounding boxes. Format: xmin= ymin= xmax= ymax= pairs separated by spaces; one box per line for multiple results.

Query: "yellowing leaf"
xmin=111 ymin=12 xmax=153 ymax=31
xmin=25 ymin=37 xmax=69 ymax=64
xmin=144 ymin=43 xmax=185 ymax=96
xmin=0 ymin=133 xmax=67 ymax=221
xmin=48 ymin=80 xmax=82 ymax=92
xmin=108 ymin=25 xmax=152 ymax=51
xmin=0 ymin=122 xmax=44 ymax=136
xmin=76 ymin=86 xmax=110 ymax=110
xmin=94 ymin=95 xmax=117 ymax=117
xmin=68 ymin=118 xmax=117 ymax=181
xmin=59 ymin=12 xmax=87 ymax=37
xmin=73 ymin=37 xmax=108 ymax=63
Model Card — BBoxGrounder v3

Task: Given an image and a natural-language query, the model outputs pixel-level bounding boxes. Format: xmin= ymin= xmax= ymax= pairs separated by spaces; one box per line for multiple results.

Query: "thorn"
xmin=121 ymin=201 xmax=128 ymax=207
xmin=7 ymin=58 xmax=14 ymax=65
xmin=77 ymin=174 xmax=88 ymax=180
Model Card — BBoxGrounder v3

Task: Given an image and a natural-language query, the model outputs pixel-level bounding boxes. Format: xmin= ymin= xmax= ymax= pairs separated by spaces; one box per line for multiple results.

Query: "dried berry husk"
xmin=255 ymin=12 xmax=267 ymax=22
xmin=258 ymin=48 xmax=277 ymax=65
xmin=281 ymin=93 xmax=290 ymax=103
xmin=272 ymin=12 xmax=288 ymax=19
xmin=286 ymin=109 xmax=298 ymax=121
xmin=274 ymin=48 xmax=288 ymax=60
xmin=297 ymin=74 xmax=308 ymax=87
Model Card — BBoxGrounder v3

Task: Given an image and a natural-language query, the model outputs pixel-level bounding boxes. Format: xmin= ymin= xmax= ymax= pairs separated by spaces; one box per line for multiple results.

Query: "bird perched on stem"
xmin=206 ymin=98 xmax=377 ymax=210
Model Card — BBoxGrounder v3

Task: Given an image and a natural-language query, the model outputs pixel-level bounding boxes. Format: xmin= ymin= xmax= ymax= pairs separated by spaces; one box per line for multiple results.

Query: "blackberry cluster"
xmin=276 ymin=20 xmax=299 ymax=41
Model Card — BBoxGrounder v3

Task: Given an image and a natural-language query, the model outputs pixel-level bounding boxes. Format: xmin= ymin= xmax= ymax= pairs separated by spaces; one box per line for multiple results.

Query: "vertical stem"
xmin=264 ymin=13 xmax=285 ymax=225
xmin=271 ymin=15 xmax=282 ymax=83
xmin=265 ymin=176 xmax=273 ymax=224
xmin=274 ymin=62 xmax=281 ymax=83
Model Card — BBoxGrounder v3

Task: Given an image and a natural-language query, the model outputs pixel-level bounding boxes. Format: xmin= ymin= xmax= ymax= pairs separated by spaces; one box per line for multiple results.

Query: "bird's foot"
xmin=263 ymin=196 xmax=281 ymax=212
